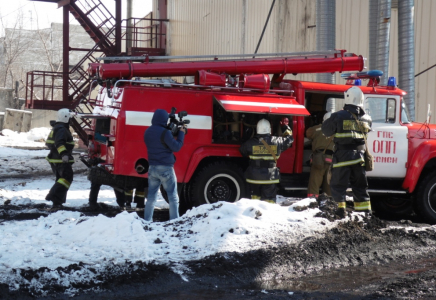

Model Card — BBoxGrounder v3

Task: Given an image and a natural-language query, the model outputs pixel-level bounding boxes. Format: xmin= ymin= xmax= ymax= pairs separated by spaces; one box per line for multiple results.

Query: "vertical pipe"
xmin=63 ymin=5 xmax=69 ymax=104
xmin=316 ymin=0 xmax=336 ymax=85
xmin=158 ymin=0 xmax=167 ymax=51
xmin=368 ymin=0 xmax=379 ymax=70
xmin=126 ymin=0 xmax=132 ymax=53
xmin=241 ymin=0 xmax=247 ymax=54
xmin=375 ymin=0 xmax=391 ymax=86
xmin=115 ymin=0 xmax=122 ymax=54
xmin=398 ymin=0 xmax=415 ymax=121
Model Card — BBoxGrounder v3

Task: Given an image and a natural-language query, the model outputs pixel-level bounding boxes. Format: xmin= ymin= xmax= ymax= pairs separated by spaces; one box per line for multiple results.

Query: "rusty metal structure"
xmin=25 ymin=0 xmax=168 ymax=144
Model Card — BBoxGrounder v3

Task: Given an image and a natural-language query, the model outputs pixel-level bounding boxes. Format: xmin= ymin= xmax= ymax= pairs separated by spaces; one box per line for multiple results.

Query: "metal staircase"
xmin=25 ymin=0 xmax=168 ymax=145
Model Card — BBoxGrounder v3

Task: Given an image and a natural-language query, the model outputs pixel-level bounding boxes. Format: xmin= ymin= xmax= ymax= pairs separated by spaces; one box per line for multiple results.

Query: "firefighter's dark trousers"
xmin=46 ymin=163 xmax=73 ymax=205
xmin=308 ymin=162 xmax=331 ymax=197
xmin=249 ymin=182 xmax=277 ymax=202
xmin=330 ymin=163 xmax=370 ymax=206
xmin=89 ymin=182 xmax=126 ymax=207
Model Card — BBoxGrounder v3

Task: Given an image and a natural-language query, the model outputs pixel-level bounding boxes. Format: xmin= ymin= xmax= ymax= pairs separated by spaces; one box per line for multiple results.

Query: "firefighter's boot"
xmin=335 ymin=201 xmax=347 ymax=218
xmin=335 ymin=208 xmax=346 ymax=219
xmin=49 ymin=202 xmax=64 ymax=212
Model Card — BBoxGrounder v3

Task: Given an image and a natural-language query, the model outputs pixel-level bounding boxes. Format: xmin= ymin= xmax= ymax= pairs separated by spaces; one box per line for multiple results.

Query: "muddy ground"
xmin=1 ymin=197 xmax=436 ymax=299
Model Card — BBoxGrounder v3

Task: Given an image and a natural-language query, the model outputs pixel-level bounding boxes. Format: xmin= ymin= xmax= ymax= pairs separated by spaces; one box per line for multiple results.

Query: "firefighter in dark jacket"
xmin=45 ymin=108 xmax=75 ymax=210
xmin=306 ymin=112 xmax=334 ymax=198
xmin=239 ymin=118 xmax=293 ymax=203
xmin=321 ymin=86 xmax=372 ymax=216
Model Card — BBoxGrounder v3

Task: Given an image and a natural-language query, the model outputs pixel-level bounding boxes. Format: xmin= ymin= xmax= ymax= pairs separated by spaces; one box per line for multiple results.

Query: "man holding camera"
xmin=143 ymin=109 xmax=186 ymax=221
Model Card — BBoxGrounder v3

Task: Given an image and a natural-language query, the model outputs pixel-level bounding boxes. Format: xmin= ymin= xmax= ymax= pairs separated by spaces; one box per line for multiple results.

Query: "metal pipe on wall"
xmin=368 ymin=0 xmax=379 ymax=71
xmin=398 ymin=0 xmax=415 ymax=121
xmin=126 ymin=0 xmax=133 ymax=53
xmin=375 ymin=0 xmax=391 ymax=86
xmin=316 ymin=0 xmax=336 ymax=85
xmin=316 ymin=0 xmax=336 ymax=111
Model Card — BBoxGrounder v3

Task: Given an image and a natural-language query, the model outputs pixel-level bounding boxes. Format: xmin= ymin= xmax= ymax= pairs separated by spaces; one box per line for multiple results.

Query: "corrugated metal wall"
xmin=157 ymin=0 xmax=436 ymax=122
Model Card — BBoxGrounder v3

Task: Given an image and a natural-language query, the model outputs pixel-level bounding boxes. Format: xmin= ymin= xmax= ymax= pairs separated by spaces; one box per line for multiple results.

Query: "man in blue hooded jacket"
xmin=144 ymin=109 xmax=186 ymax=221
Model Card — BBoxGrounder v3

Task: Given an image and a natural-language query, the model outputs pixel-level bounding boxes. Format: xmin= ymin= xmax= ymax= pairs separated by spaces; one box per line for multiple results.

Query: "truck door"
xmin=364 ymin=95 xmax=408 ymax=178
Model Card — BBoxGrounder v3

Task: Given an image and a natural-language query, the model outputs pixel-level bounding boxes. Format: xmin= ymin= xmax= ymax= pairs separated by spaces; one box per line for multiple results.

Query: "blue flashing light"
xmin=354 ymin=79 xmax=362 ymax=86
xmin=366 ymin=70 xmax=384 ymax=77
xmin=387 ymin=76 xmax=397 ymax=87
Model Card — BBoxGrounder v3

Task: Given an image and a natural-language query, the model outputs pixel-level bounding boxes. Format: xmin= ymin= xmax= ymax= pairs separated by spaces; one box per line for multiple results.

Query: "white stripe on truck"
xmin=125 ymin=111 xmax=212 ymax=130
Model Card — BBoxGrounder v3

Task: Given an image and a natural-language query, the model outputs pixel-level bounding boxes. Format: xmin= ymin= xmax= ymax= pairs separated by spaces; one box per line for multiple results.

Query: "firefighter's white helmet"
xmin=257 ymin=119 xmax=271 ymax=135
xmin=323 ymin=112 xmax=332 ymax=122
xmin=344 ymin=86 xmax=364 ymax=108
xmin=56 ymin=108 xmax=72 ymax=123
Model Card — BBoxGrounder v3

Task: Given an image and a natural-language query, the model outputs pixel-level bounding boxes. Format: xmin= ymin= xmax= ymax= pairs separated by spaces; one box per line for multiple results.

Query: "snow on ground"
xmin=0 ymin=128 xmax=363 ymax=293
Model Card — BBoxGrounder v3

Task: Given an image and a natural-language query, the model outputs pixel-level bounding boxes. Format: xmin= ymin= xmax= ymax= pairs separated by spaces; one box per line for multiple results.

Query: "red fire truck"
xmin=81 ymin=50 xmax=436 ymax=224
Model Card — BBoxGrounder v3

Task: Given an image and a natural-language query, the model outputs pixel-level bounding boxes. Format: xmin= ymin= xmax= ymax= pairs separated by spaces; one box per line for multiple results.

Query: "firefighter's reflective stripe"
xmin=251 ymin=195 xmax=261 ymax=199
xmin=124 ymin=190 xmax=133 ymax=196
xmin=46 ymin=140 xmax=74 ymax=145
xmin=283 ymin=129 xmax=293 ymax=136
xmin=135 ymin=191 xmax=145 ymax=197
xmin=264 ymin=200 xmax=276 ymax=204
xmin=57 ymin=145 xmax=67 ymax=153
xmin=354 ymin=201 xmax=372 ymax=211
xmin=248 ymin=156 xmax=280 ymax=160
xmin=334 ymin=132 xmax=366 ymax=139
xmin=332 ymin=158 xmax=364 ymax=168
xmin=246 ymin=178 xmax=280 ymax=184
xmin=45 ymin=157 xmax=74 ymax=163
xmin=337 ymin=201 xmax=346 ymax=209
xmin=57 ymin=178 xmax=71 ymax=189
xmin=342 ymin=120 xmax=371 ymax=133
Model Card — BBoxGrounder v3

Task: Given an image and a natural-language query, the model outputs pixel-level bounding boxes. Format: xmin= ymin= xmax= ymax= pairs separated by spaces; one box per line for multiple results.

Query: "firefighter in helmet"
xmin=45 ymin=108 xmax=75 ymax=210
xmin=239 ymin=118 xmax=293 ymax=203
xmin=321 ymin=86 xmax=372 ymax=217
xmin=306 ymin=111 xmax=334 ymax=198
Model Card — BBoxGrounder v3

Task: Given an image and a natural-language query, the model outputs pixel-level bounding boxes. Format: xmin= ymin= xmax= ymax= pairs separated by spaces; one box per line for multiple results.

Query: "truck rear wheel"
xmin=416 ymin=171 xmax=436 ymax=224
xmin=190 ymin=161 xmax=247 ymax=206
xmin=371 ymin=195 xmax=413 ymax=217
xmin=160 ymin=184 xmax=191 ymax=215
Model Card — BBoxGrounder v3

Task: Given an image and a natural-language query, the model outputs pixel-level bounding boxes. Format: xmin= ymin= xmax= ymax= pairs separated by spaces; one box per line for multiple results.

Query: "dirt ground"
xmin=2 ymin=196 xmax=436 ymax=299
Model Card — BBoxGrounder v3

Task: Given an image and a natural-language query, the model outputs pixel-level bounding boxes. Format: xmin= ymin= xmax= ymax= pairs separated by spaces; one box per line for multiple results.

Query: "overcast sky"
xmin=0 ymin=0 xmax=152 ymax=32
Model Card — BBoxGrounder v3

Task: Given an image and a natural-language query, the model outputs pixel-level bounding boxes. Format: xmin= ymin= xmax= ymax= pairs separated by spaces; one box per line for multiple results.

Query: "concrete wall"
xmin=28 ymin=109 xmax=58 ymax=128
xmin=3 ymin=109 xmax=32 ymax=132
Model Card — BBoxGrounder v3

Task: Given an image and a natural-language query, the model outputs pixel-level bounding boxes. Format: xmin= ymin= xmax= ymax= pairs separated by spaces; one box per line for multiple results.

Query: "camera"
xmin=167 ymin=107 xmax=190 ymax=136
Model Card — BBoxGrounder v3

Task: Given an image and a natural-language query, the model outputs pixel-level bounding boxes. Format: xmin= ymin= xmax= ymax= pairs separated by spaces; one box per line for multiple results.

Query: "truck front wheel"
xmin=190 ymin=161 xmax=247 ymax=206
xmin=416 ymin=171 xmax=436 ymax=224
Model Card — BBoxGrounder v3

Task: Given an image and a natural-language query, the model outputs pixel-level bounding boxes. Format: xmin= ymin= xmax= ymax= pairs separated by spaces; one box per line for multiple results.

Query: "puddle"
xmin=257 ymin=256 xmax=436 ymax=293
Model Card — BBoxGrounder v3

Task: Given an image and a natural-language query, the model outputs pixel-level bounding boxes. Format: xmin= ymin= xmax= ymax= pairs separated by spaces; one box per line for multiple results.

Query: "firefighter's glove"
xmin=281 ymin=125 xmax=293 ymax=136
xmin=62 ymin=155 xmax=69 ymax=164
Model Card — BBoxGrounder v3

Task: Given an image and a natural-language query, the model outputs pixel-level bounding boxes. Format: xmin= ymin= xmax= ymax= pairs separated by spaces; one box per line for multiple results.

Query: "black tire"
xmin=190 ymin=161 xmax=247 ymax=206
xmin=160 ymin=184 xmax=192 ymax=216
xmin=416 ymin=171 xmax=436 ymax=224
xmin=371 ymin=195 xmax=413 ymax=217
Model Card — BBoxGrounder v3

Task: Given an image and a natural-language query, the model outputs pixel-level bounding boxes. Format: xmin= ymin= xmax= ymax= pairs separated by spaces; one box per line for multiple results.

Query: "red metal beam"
xmin=63 ymin=5 xmax=70 ymax=103
xmin=98 ymin=55 xmax=365 ymax=80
